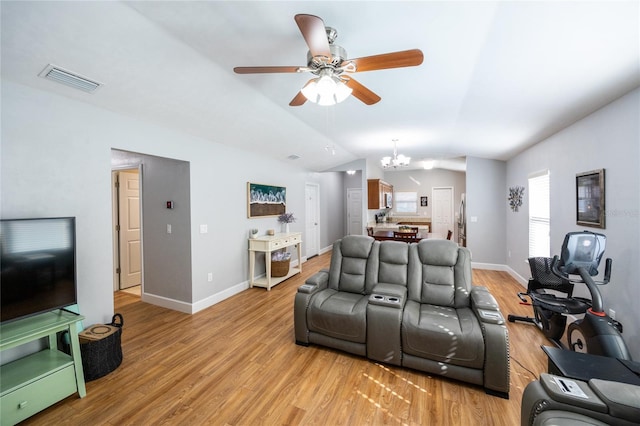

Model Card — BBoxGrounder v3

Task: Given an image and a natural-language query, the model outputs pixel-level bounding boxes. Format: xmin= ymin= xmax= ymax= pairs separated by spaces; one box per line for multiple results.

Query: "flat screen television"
xmin=0 ymin=217 xmax=77 ymax=323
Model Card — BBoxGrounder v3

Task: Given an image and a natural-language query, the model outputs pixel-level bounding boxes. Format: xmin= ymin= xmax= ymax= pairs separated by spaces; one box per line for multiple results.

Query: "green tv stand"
xmin=0 ymin=310 xmax=86 ymax=425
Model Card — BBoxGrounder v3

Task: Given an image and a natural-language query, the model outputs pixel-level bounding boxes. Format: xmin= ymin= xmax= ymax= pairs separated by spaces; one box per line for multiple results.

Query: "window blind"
xmin=395 ymin=191 xmax=417 ymax=213
xmin=529 ymin=171 xmax=550 ymax=258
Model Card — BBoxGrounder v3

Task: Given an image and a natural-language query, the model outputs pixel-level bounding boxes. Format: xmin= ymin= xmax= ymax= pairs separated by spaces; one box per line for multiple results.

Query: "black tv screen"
xmin=0 ymin=217 xmax=77 ymax=323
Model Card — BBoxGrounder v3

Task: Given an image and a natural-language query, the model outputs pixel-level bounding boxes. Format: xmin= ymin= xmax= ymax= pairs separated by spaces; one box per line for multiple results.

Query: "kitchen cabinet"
xmin=367 ymin=179 xmax=394 ymax=209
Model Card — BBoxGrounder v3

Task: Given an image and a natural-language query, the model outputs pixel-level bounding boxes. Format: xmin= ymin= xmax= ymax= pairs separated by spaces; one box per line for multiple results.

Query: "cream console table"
xmin=249 ymin=232 xmax=302 ymax=291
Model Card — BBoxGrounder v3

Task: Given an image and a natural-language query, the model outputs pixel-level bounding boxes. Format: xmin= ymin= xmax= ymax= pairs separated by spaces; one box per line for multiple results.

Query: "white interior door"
xmin=347 ymin=188 xmax=363 ymax=235
xmin=432 ymin=187 xmax=454 ymax=239
xmin=305 ymin=183 xmax=320 ymax=259
xmin=118 ymin=170 xmax=142 ymax=289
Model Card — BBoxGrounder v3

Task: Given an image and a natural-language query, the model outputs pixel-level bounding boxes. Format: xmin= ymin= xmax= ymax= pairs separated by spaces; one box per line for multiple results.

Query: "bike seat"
xmin=530 ymin=292 xmax=591 ymax=314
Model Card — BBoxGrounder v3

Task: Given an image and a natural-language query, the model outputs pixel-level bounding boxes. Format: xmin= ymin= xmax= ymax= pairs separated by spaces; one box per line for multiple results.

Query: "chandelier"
xmin=381 ymin=140 xmax=411 ymax=169
xmin=301 ymin=69 xmax=353 ymax=106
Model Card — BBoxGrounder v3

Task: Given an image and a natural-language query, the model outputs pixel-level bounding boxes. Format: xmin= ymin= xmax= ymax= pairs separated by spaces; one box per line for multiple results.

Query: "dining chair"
xmin=393 ymin=231 xmax=419 ymax=242
xmin=366 ymin=227 xmax=374 ymax=236
xmin=447 ymin=230 xmax=453 ymax=240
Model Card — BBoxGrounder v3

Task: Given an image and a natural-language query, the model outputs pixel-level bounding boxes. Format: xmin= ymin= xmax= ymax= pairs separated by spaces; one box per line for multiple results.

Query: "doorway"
xmin=305 ymin=183 xmax=320 ymax=259
xmin=346 ymin=188 xmax=363 ymax=235
xmin=112 ymin=167 xmax=142 ymax=296
xmin=431 ymin=187 xmax=454 ymax=239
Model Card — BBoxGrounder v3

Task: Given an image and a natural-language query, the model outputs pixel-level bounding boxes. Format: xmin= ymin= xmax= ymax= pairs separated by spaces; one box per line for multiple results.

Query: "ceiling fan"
xmin=233 ymin=14 xmax=424 ymax=106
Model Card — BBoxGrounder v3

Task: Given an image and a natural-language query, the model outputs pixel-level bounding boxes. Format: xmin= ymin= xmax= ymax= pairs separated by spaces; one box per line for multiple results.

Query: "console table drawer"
xmin=249 ymin=233 xmax=301 ymax=252
xmin=1 ymin=364 xmax=76 ymax=425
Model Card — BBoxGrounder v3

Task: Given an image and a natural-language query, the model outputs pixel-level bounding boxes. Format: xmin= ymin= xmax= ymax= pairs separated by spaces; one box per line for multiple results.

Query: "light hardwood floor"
xmin=24 ymin=251 xmax=551 ymax=425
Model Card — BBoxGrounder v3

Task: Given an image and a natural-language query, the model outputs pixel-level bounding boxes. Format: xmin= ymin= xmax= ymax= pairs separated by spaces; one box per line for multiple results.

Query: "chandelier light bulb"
xmin=381 ymin=140 xmax=411 ymax=169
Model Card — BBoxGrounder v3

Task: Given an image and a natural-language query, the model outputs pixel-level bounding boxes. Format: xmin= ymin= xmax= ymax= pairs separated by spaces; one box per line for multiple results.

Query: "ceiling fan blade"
xmin=234 ymin=66 xmax=301 ymax=74
xmin=290 ymin=79 xmax=315 ymax=106
xmin=289 ymin=91 xmax=308 ymax=107
xmin=294 ymin=14 xmax=331 ymax=59
xmin=344 ymin=49 xmax=424 ymax=73
xmin=343 ymin=77 xmax=381 ymax=105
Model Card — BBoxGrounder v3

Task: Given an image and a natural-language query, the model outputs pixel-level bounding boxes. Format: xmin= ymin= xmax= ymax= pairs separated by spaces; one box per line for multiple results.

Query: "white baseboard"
xmin=142 ymin=256 xmax=309 ymax=315
xmin=191 ymin=280 xmax=250 ymax=314
xmin=471 ymin=262 xmax=528 ymax=288
xmin=319 ymin=245 xmax=333 ymax=255
xmin=141 ymin=292 xmax=194 ymax=314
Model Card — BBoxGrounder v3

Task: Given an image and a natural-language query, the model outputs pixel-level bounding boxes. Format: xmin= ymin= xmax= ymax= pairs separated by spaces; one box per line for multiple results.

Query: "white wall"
xmin=1 ymin=81 xmax=344 ymax=330
xmin=506 ymin=88 xmax=640 ymax=359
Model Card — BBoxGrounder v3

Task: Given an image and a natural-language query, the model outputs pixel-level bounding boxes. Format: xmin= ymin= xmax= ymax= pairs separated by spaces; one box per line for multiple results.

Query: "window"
xmin=529 ymin=171 xmax=550 ymax=257
xmin=395 ymin=191 xmax=417 ymax=213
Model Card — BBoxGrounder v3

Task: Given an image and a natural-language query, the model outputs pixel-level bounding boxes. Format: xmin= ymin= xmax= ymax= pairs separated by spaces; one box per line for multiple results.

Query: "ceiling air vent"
xmin=287 ymin=154 xmax=302 ymax=160
xmin=38 ymin=64 xmax=102 ymax=93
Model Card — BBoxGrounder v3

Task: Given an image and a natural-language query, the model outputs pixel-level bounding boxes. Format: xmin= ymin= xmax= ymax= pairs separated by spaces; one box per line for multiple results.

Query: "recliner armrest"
xmin=299 ymin=269 xmax=328 ymax=293
xmin=471 ymin=287 xmax=504 ymax=324
xmin=298 ymin=283 xmax=317 ymax=294
xmin=590 ymin=378 xmax=640 ymax=422
xmin=471 ymin=286 xmax=499 ymax=310
xmin=476 ymin=309 xmax=504 ymax=324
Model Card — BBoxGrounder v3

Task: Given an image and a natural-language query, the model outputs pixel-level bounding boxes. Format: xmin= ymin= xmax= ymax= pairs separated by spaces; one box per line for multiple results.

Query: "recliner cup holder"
xmin=370 ymin=294 xmax=402 ymax=306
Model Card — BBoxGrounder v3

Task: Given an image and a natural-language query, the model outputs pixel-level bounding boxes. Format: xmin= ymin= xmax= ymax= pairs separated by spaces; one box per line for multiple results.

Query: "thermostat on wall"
xmin=166 ymin=201 xmax=174 ymax=209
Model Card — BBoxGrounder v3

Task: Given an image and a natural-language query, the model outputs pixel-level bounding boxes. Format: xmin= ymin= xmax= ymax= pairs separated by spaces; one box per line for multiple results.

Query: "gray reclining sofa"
xmin=294 ymin=235 xmax=510 ymax=398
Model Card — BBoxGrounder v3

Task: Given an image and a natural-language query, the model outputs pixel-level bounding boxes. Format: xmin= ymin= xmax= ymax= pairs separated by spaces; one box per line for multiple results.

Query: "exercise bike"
xmin=508 ymin=231 xmax=632 ymax=360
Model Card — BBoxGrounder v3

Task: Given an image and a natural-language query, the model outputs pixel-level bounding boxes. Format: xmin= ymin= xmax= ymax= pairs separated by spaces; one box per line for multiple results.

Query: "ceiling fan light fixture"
xmin=301 ymin=70 xmax=352 ymax=105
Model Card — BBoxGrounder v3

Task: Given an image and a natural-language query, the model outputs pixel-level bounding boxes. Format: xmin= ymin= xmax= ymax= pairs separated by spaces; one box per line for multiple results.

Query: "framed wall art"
xmin=576 ymin=169 xmax=605 ymax=228
xmin=247 ymin=182 xmax=286 ymax=218
xmin=420 ymin=196 xmax=428 ymax=207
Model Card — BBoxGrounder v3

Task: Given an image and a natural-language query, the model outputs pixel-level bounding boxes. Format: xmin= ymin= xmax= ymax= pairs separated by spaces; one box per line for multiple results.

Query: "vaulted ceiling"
xmin=2 ymin=1 xmax=638 ymax=172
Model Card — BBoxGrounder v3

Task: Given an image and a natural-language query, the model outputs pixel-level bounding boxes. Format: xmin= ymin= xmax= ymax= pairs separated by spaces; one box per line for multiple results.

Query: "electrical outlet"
xmin=609 ymin=308 xmax=616 ymax=320
xmin=207 ymin=272 xmax=213 ymax=282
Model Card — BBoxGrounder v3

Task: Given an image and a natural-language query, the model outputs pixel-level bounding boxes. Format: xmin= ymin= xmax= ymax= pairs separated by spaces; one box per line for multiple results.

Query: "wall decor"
xmin=508 ymin=186 xmax=525 ymax=212
xmin=420 ymin=196 xmax=428 ymax=207
xmin=576 ymin=169 xmax=605 ymax=228
xmin=247 ymin=182 xmax=286 ymax=218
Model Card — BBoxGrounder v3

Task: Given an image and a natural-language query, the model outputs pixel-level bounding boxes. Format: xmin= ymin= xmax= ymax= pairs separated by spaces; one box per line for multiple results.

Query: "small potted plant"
xmin=249 ymin=228 xmax=258 ymax=239
xmin=277 ymin=212 xmax=296 ymax=233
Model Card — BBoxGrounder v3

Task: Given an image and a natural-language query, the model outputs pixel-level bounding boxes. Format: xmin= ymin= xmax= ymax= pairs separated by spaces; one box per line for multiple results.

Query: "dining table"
xmin=372 ymin=230 xmax=441 ymax=242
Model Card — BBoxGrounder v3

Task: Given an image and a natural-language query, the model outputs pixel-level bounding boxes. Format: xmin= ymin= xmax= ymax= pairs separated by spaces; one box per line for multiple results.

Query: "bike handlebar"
xmin=551 ymin=255 xmax=611 ymax=314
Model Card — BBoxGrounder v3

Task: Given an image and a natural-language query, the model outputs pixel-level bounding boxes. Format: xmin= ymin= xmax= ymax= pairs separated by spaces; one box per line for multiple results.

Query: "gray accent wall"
xmin=506 ymin=88 xmax=640 ymax=359
xmin=466 ymin=157 xmax=508 ymax=265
